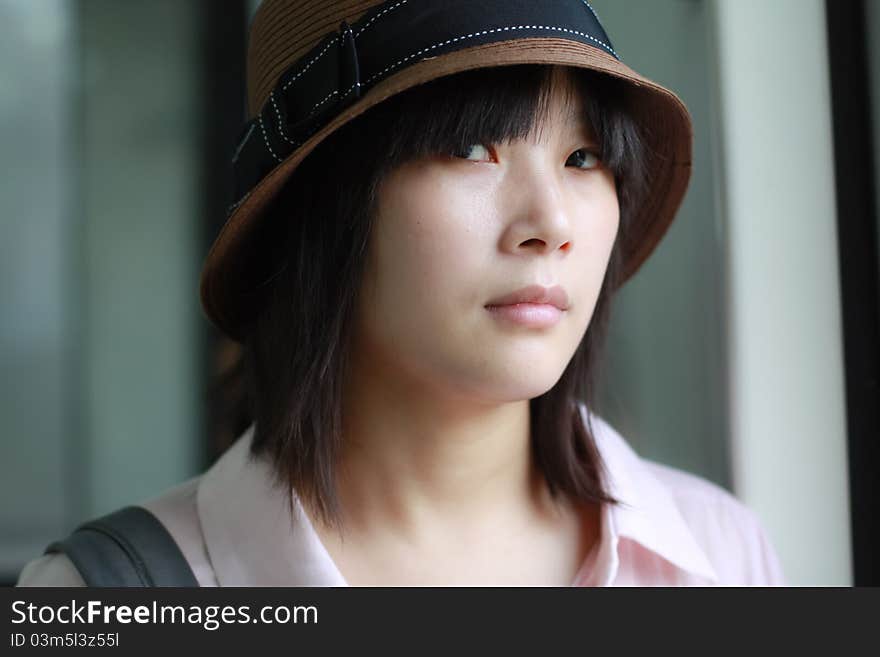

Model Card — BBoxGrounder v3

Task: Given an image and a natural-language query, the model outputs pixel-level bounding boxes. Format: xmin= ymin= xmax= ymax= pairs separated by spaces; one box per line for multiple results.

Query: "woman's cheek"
xmin=396 ymin=186 xmax=492 ymax=294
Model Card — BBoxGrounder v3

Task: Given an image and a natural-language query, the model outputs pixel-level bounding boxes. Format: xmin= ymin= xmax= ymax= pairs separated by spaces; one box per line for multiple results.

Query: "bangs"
xmin=376 ymin=65 xmax=576 ymax=164
xmin=348 ymin=63 xmax=648 ymax=193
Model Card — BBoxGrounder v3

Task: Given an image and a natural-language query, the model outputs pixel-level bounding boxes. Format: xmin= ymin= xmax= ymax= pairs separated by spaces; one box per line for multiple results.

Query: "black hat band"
xmin=230 ymin=0 xmax=617 ymax=212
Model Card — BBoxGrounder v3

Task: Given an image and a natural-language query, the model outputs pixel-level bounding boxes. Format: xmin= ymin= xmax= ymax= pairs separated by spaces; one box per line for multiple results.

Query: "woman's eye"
xmin=567 ymin=149 xmax=600 ymax=170
xmin=455 ymin=143 xmax=492 ymax=161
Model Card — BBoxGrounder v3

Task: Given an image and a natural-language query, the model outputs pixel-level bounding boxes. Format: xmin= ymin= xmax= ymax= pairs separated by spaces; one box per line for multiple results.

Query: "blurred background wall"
xmin=1 ymin=0 xmax=77 ymax=579
xmin=1 ymin=0 xmax=876 ymax=586
xmin=0 ymin=0 xmax=226 ymax=579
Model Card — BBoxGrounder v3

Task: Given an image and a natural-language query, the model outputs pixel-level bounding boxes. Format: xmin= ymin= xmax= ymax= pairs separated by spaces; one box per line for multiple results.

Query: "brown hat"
xmin=200 ymin=0 xmax=693 ymax=341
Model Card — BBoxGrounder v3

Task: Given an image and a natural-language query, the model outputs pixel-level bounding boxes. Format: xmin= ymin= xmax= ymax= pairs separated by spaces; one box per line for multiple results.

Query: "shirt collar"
xmin=197 ymin=426 xmax=346 ymax=586
xmin=580 ymin=404 xmax=720 ymax=584
xmin=197 ymin=407 xmax=719 ymax=586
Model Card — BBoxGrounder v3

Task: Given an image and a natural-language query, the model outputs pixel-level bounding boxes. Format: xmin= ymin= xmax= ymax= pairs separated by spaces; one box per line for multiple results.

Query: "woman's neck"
xmin=300 ymin=348 xmax=600 ymax=586
xmin=329 ymin=353 xmax=559 ymax=542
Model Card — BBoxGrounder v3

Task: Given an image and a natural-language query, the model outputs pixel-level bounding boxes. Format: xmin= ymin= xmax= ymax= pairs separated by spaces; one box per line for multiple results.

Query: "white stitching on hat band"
xmin=277 ymin=0 xmax=601 ymax=100
xmin=276 ymin=23 xmax=618 ymax=152
xmin=275 ymin=21 xmax=361 ymax=145
xmin=262 ymin=22 xmax=617 ymax=162
xmin=258 ymin=113 xmax=282 ymax=162
xmin=365 ymin=24 xmax=617 ymax=86
xmin=355 ymin=0 xmax=409 ymax=38
xmin=279 ymin=0 xmax=408 ymax=96
xmin=263 ymin=7 xmax=618 ymax=164
xmin=270 ymin=91 xmax=296 ymax=146
xmin=270 ymin=1 xmax=614 ymax=144
xmin=308 ymin=82 xmax=363 ymax=117
xmin=301 ymin=24 xmax=616 ymax=131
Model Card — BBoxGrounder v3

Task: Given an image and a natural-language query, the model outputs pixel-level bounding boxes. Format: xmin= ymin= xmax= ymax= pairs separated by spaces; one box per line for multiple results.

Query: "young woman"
xmin=18 ymin=0 xmax=785 ymax=586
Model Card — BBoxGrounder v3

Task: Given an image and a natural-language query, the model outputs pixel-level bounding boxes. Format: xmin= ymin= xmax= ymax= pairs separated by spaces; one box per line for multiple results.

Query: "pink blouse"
xmin=17 ymin=406 xmax=786 ymax=587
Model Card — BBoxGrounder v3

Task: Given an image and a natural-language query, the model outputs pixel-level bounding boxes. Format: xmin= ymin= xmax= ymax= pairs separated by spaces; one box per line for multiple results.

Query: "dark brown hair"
xmin=235 ymin=64 xmax=650 ymax=529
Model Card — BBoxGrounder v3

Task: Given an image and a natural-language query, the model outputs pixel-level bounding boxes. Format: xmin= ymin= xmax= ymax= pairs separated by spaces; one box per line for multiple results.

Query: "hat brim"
xmin=200 ymin=37 xmax=693 ymax=341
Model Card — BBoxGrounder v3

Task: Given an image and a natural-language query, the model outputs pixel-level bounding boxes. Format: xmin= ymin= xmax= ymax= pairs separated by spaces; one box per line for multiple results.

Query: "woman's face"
xmin=354 ymin=70 xmax=619 ymax=403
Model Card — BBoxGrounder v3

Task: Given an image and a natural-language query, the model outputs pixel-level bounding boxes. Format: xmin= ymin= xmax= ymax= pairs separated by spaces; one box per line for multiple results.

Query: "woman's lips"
xmin=485 ymin=302 xmax=564 ymax=328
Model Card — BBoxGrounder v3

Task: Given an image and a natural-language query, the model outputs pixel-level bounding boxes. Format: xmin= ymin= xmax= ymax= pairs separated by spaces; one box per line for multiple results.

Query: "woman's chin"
xmin=462 ymin=362 xmax=567 ymax=401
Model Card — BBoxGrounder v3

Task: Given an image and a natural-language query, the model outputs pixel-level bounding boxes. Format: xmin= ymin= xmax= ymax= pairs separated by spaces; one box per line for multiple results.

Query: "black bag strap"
xmin=44 ymin=505 xmax=199 ymax=587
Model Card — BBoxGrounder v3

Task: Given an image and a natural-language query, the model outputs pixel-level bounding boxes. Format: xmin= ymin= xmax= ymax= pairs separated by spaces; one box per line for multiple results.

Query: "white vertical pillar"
xmin=710 ymin=0 xmax=852 ymax=585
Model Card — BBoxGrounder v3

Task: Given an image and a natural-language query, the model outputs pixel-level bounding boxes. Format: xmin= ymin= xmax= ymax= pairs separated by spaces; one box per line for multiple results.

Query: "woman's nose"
xmin=501 ymin=165 xmax=574 ymax=257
